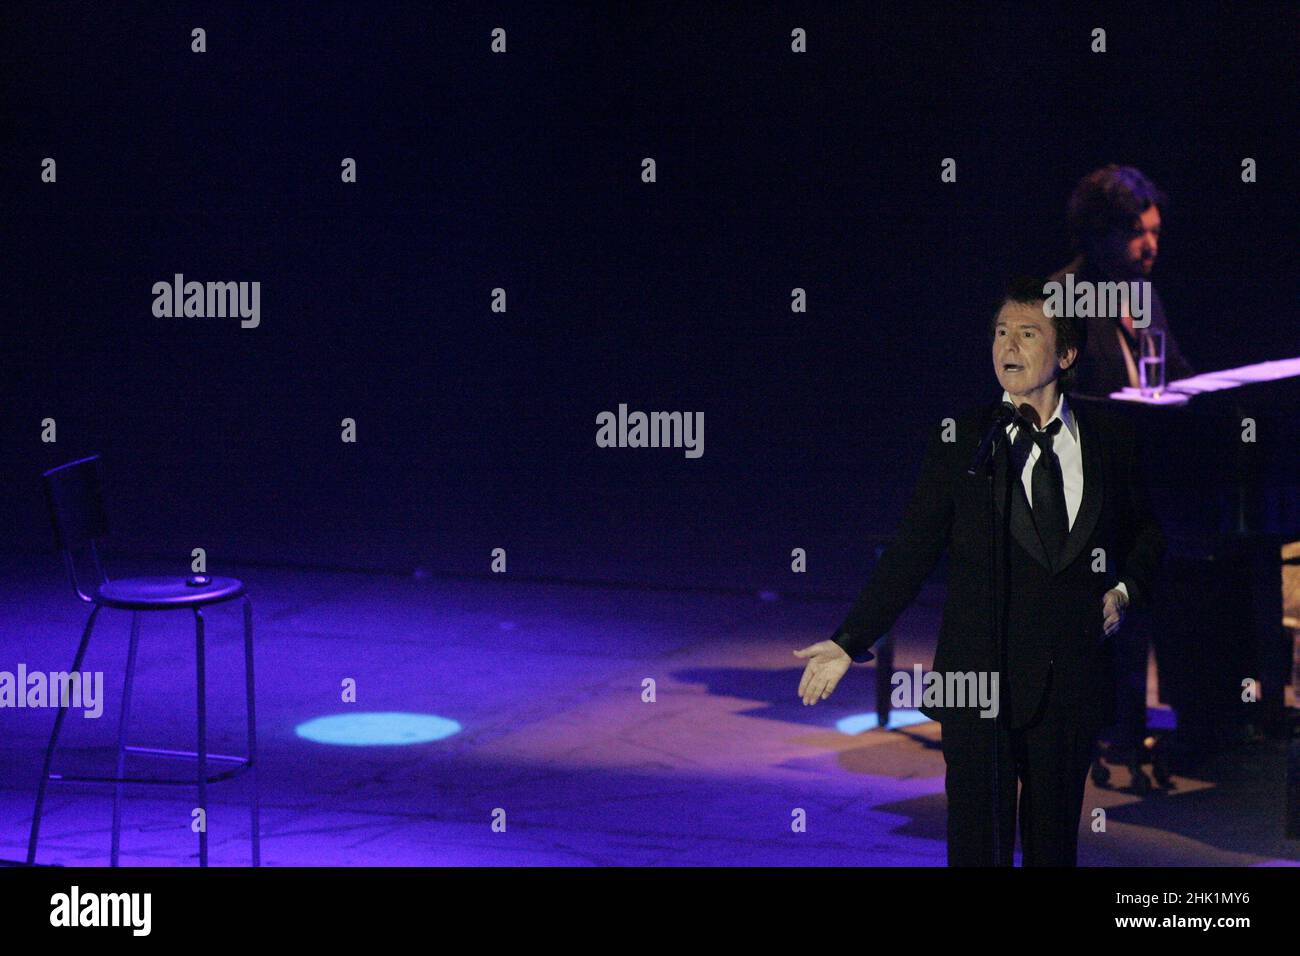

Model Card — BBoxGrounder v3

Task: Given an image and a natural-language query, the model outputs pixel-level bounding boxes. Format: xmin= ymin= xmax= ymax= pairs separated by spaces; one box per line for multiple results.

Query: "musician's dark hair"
xmin=1067 ymin=164 xmax=1166 ymax=252
xmin=989 ymin=276 xmax=1087 ymax=392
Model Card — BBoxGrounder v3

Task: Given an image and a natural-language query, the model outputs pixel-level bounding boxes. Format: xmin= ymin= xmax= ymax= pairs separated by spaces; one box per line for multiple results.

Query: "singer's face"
xmin=992 ymin=301 xmax=1068 ymax=397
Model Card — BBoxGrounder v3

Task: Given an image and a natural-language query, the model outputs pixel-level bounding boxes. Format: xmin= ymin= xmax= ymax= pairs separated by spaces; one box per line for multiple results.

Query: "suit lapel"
xmin=992 ymin=425 xmax=1053 ymax=572
xmin=1057 ymin=405 xmax=1103 ymax=573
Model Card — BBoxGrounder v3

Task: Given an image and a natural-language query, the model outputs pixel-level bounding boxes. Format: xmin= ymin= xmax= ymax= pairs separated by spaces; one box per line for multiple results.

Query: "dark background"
xmin=4 ymin=1 xmax=1296 ymax=593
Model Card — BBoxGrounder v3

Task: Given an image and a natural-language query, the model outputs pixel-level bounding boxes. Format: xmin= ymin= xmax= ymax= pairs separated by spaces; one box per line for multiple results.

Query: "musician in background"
xmin=1052 ymin=165 xmax=1195 ymax=779
xmin=1049 ymin=165 xmax=1195 ymax=397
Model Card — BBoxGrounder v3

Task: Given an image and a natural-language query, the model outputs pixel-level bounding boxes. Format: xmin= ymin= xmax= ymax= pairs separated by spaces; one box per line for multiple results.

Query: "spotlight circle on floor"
xmin=835 ymin=710 xmax=931 ymax=735
xmin=295 ymin=712 xmax=462 ymax=746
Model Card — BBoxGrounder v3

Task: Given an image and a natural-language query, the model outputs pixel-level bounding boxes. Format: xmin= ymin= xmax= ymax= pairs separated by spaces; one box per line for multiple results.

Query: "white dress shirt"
xmin=1000 ymin=390 xmax=1128 ymax=601
xmin=1003 ymin=390 xmax=1082 ymax=528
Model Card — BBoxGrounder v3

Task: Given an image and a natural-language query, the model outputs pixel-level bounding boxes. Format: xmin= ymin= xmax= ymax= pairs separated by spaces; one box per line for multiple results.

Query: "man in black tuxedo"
xmin=795 ymin=279 xmax=1165 ymax=866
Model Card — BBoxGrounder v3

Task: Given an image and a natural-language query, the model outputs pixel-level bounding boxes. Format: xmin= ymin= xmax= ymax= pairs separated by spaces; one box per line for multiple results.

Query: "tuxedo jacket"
xmin=831 ymin=398 xmax=1165 ymax=729
xmin=1049 ymin=257 xmax=1195 ymax=398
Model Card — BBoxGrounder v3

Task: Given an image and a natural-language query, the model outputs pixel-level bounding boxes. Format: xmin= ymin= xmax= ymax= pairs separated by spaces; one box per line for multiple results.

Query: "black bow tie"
xmin=1021 ymin=416 xmax=1063 ymax=448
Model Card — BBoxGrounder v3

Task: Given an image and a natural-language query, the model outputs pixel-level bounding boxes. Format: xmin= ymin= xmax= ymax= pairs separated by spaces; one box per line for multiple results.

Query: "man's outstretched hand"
xmin=794 ymin=641 xmax=853 ymax=705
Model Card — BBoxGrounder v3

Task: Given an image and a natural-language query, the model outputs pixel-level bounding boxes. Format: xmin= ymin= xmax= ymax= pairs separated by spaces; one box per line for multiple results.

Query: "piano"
xmin=1073 ymin=357 xmax=1300 ymax=761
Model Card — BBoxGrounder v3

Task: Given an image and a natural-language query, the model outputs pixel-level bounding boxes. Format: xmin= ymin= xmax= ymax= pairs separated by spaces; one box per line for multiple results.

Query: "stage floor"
xmin=1 ymin=555 xmax=1295 ymax=866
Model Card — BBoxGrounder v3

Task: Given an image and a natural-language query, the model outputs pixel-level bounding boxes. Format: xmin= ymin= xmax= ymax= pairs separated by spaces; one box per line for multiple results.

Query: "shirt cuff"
xmin=832 ymin=628 xmax=875 ymax=664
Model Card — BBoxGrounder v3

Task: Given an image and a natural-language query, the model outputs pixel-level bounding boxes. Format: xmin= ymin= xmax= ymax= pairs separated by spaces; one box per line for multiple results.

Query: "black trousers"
xmin=939 ymin=666 xmax=1100 ymax=866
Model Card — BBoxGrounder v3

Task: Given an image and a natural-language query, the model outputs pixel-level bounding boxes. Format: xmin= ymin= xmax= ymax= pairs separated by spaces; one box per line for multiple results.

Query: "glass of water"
xmin=1139 ymin=329 xmax=1166 ymax=397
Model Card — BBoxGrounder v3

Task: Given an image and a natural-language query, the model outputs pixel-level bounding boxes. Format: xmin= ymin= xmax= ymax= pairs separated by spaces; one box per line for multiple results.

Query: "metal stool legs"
xmin=111 ymin=611 xmax=141 ymax=866
xmin=27 ymin=604 xmax=102 ymax=864
xmin=28 ymin=597 xmax=259 ymax=867
xmin=195 ymin=607 xmax=208 ymax=867
xmin=194 ymin=600 xmax=260 ymax=867
xmin=191 ymin=599 xmax=260 ymax=866
xmin=243 ymin=596 xmax=260 ymax=867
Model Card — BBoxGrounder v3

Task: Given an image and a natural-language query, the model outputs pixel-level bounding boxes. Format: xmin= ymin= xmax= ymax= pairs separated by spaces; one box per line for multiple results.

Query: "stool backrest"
xmin=43 ymin=455 xmax=110 ymax=601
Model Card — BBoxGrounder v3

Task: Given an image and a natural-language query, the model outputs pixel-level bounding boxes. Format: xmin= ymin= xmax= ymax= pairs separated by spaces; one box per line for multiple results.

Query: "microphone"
xmin=966 ymin=401 xmax=1018 ymax=476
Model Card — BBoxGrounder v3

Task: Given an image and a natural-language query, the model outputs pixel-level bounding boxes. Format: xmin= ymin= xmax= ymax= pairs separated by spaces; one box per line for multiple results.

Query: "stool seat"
xmin=95 ymin=576 xmax=246 ymax=610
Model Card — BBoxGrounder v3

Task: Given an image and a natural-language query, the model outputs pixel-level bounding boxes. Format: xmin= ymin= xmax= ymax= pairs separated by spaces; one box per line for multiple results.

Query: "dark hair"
xmin=989 ymin=276 xmax=1088 ymax=392
xmin=1067 ymin=164 xmax=1166 ymax=252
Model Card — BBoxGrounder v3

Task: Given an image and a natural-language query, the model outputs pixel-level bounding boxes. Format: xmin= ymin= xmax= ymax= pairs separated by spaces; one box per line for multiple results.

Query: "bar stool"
xmin=28 ymin=455 xmax=259 ymax=866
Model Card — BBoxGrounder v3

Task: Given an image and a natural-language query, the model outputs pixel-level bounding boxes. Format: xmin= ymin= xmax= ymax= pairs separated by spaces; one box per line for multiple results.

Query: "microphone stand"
xmin=979 ymin=412 xmax=1016 ymax=865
